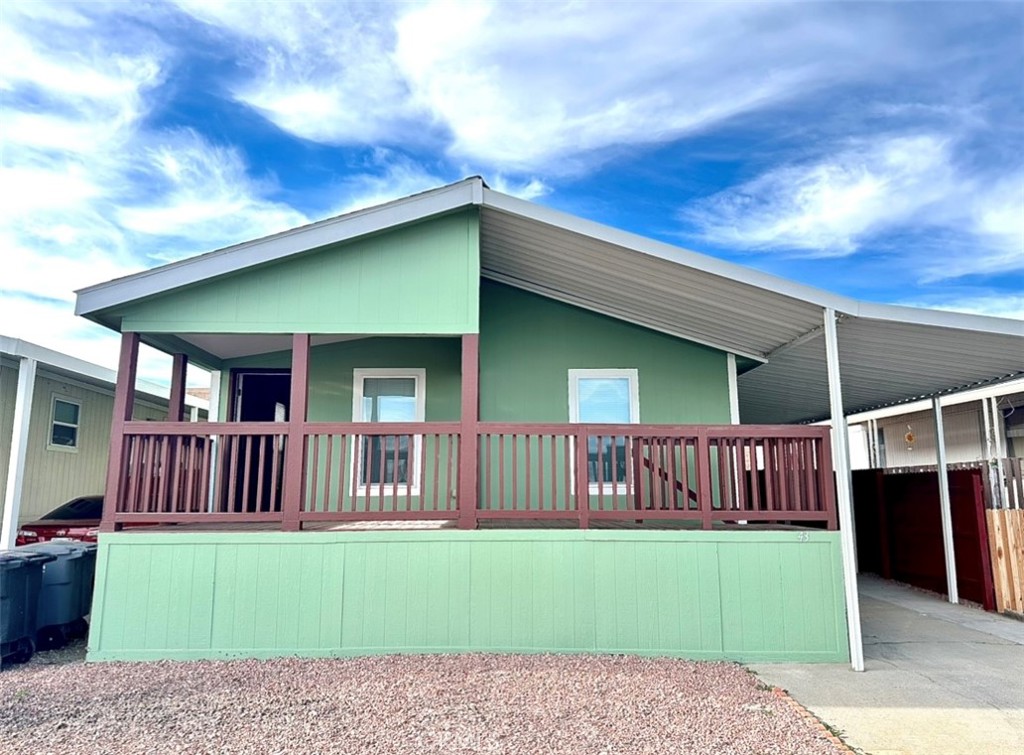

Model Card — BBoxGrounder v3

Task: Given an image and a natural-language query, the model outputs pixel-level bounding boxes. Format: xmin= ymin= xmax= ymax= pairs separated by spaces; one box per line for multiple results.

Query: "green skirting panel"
xmin=87 ymin=530 xmax=850 ymax=663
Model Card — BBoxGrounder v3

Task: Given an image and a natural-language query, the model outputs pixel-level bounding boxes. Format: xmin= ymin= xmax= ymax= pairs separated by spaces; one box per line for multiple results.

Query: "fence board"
xmin=987 ymin=508 xmax=1024 ymax=615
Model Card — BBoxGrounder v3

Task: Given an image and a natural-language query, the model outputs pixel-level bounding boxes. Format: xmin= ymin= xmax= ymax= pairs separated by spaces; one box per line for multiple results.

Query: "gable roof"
xmin=74 ymin=177 xmax=1023 ymax=423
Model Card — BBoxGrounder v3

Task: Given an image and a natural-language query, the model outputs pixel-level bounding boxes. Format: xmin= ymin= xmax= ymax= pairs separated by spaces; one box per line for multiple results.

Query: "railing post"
xmin=458 ymin=334 xmax=479 ymax=529
xmin=168 ymin=353 xmax=188 ymax=422
xmin=101 ymin=332 xmax=139 ymax=532
xmin=819 ymin=430 xmax=838 ymax=530
xmin=576 ymin=427 xmax=590 ymax=528
xmin=696 ymin=427 xmax=713 ymax=530
xmin=282 ymin=333 xmax=309 ymax=531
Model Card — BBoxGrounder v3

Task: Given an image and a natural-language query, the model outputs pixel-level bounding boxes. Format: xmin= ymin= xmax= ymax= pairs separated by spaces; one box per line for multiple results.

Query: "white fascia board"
xmin=844 ymin=376 xmax=1024 ymax=423
xmin=1 ymin=333 xmax=207 ymax=410
xmin=845 ymin=300 xmax=1024 ymax=337
xmin=75 ymin=178 xmax=485 ymax=316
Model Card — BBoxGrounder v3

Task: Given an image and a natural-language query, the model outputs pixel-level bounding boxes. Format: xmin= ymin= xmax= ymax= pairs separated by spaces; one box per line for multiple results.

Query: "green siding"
xmin=88 ymin=530 xmax=849 ymax=663
xmin=114 ymin=211 xmax=480 ymax=335
xmin=222 ymin=337 xmax=462 ymax=422
xmin=479 ymin=281 xmax=730 ymax=423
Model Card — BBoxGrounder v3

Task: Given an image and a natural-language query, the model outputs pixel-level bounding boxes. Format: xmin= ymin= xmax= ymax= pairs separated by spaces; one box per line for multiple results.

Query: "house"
xmin=0 ymin=336 xmax=208 ymax=547
xmin=71 ymin=178 xmax=1024 ymax=669
xmin=848 ymin=378 xmax=1023 ymax=469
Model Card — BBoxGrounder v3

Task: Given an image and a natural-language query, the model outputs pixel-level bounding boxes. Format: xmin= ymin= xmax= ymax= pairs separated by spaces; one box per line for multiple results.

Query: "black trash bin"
xmin=1 ymin=550 xmax=54 ymax=666
xmin=49 ymin=540 xmax=98 ymax=638
xmin=19 ymin=542 xmax=87 ymax=650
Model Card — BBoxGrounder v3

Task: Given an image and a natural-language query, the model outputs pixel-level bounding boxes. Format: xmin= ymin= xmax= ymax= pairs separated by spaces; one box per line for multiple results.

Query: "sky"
xmin=1 ymin=1 xmax=1022 ymax=387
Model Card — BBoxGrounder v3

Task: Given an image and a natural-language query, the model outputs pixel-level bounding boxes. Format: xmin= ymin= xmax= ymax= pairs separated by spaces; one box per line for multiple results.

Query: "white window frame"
xmin=47 ymin=394 xmax=81 ymax=453
xmin=568 ymin=369 xmax=640 ymax=493
xmin=351 ymin=368 xmax=426 ymax=496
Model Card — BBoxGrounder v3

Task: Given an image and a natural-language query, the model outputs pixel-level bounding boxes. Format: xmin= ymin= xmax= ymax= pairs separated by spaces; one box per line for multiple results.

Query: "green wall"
xmin=222 ymin=337 xmax=462 ymax=422
xmin=87 ymin=529 xmax=849 ymax=663
xmin=113 ymin=211 xmax=480 ymax=336
xmin=479 ymin=281 xmax=730 ymax=423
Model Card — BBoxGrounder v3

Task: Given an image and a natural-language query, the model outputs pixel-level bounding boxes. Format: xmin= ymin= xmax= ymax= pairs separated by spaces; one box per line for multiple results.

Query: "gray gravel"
xmin=1 ymin=654 xmax=846 ymax=755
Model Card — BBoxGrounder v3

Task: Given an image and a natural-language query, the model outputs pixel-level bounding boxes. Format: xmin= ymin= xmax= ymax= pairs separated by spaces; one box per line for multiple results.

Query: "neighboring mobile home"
xmin=0 ymin=336 xmax=208 ymax=547
xmin=71 ymin=178 xmax=1024 ymax=669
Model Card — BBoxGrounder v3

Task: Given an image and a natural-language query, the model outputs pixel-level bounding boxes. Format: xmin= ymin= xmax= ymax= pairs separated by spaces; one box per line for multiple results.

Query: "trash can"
xmin=19 ymin=542 xmax=86 ymax=650
xmin=50 ymin=539 xmax=98 ymax=638
xmin=1 ymin=550 xmax=53 ymax=666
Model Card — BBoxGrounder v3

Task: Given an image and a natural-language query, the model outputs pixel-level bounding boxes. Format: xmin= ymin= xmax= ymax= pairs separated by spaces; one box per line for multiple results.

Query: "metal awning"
xmin=75 ymin=177 xmax=1024 ymax=423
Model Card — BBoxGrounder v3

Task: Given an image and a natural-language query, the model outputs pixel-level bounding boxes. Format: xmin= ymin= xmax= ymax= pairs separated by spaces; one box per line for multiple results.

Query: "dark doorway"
xmin=233 ymin=370 xmax=291 ymax=422
xmin=228 ymin=370 xmax=291 ymax=512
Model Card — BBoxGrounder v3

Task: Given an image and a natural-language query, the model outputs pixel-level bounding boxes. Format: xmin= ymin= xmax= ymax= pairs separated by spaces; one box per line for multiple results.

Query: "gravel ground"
xmin=1 ymin=654 xmax=846 ymax=755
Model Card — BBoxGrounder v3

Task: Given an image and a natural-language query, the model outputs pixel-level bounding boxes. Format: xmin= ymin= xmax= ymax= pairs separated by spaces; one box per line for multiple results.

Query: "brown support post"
xmin=458 ymin=334 xmax=479 ymax=529
xmin=168 ymin=353 xmax=188 ymax=422
xmin=100 ymin=332 xmax=140 ymax=532
xmin=696 ymin=428 xmax=713 ymax=530
xmin=281 ymin=333 xmax=309 ymax=531
xmin=576 ymin=427 xmax=590 ymax=529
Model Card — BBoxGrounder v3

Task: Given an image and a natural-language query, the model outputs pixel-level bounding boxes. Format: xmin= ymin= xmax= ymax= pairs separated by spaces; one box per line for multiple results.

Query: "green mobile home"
xmin=73 ymin=178 xmax=1024 ymax=669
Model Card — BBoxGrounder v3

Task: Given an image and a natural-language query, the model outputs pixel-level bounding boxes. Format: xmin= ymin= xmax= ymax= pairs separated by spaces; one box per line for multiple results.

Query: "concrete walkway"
xmin=750 ymin=575 xmax=1024 ymax=755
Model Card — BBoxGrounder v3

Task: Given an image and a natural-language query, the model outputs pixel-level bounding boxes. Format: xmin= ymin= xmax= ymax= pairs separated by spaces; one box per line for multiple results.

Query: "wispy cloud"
xmin=901 ymin=294 xmax=1024 ymax=322
xmin=680 ymin=134 xmax=1023 ymax=280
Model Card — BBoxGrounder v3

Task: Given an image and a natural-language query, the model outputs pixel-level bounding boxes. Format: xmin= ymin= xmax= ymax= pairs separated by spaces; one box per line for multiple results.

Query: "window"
xmin=568 ymin=369 xmax=639 ymax=485
xmin=352 ymin=369 xmax=426 ymax=491
xmin=49 ymin=396 xmax=81 ymax=451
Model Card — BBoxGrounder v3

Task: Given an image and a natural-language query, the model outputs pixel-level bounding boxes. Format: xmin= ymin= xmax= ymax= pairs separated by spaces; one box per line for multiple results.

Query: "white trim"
xmin=351 ymin=368 xmax=427 ymax=496
xmin=727 ymin=354 xmax=740 ymax=424
xmin=1 ymin=357 xmax=36 ymax=548
xmin=0 ymin=334 xmax=208 ymax=410
xmin=568 ymin=369 xmax=640 ymax=494
xmin=932 ymin=397 xmax=959 ymax=604
xmin=824 ymin=308 xmax=865 ymax=673
xmin=46 ymin=393 xmax=81 ymax=453
xmin=568 ymin=369 xmax=640 ymax=424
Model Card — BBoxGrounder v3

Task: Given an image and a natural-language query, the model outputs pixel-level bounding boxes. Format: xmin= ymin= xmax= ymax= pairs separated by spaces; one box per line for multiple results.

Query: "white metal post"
xmin=206 ymin=370 xmax=222 ymax=513
xmin=1 ymin=357 xmax=37 ymax=549
xmin=727 ymin=353 xmax=740 ymax=424
xmin=989 ymin=397 xmax=1009 ymax=508
xmin=823 ymin=308 xmax=864 ymax=672
xmin=932 ymin=397 xmax=959 ymax=603
xmin=980 ymin=399 xmax=1003 ymax=509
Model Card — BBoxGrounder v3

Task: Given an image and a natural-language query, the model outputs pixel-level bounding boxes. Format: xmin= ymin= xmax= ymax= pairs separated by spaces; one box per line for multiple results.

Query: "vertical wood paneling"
xmin=119 ymin=212 xmax=480 ymax=335
xmin=89 ymin=530 xmax=848 ymax=663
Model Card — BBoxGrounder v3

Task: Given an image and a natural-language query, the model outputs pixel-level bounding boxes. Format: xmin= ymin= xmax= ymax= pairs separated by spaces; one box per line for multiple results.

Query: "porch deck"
xmin=105 ymin=421 xmax=838 ymax=532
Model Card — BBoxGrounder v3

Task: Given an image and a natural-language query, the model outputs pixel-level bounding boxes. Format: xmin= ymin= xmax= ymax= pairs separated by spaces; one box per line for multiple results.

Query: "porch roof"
xmin=74 ymin=178 xmax=1023 ymax=424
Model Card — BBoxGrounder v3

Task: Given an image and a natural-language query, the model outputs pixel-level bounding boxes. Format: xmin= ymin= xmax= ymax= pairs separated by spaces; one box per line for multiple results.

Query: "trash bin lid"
xmin=50 ymin=539 xmax=98 ymax=554
xmin=18 ymin=542 xmax=84 ymax=559
xmin=0 ymin=550 xmax=56 ymax=567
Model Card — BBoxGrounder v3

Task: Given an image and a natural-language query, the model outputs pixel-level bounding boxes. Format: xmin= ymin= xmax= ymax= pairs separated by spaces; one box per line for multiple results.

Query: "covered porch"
xmin=103 ymin=330 xmax=838 ymax=533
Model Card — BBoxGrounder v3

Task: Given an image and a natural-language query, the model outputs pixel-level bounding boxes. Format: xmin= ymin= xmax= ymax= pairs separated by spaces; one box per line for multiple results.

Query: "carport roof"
xmin=74 ymin=177 xmax=1024 ymax=424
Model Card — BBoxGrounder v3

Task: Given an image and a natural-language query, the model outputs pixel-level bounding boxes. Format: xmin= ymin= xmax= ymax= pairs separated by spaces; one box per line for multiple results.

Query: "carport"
xmin=479 ymin=188 xmax=1024 ymax=672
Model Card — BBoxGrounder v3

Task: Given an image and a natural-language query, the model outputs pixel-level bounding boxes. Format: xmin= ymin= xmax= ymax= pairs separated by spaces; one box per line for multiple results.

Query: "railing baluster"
xmin=500 ymin=434 xmax=507 ymax=511
xmin=525 ymin=433 xmax=532 ymax=511
xmin=512 ymin=434 xmax=518 ymax=511
xmin=538 ymin=434 xmax=545 ymax=510
xmin=597 ymin=433 xmax=605 ymax=511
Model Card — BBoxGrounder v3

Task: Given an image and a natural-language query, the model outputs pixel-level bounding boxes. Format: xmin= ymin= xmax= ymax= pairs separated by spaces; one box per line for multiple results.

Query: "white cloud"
xmin=680 ymin=134 xmax=1023 ymax=279
xmin=328 ymin=154 xmax=449 ymax=216
xmin=1 ymin=4 xmax=308 ymax=371
xmin=903 ymin=294 xmax=1024 ymax=322
xmin=171 ymin=1 xmax=926 ymax=174
xmin=116 ymin=131 xmax=308 ymax=256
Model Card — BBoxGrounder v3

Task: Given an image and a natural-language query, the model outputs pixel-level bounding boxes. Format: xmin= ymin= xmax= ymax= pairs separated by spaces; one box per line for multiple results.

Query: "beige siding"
xmin=0 ymin=364 xmax=17 ymax=505
xmin=1 ymin=366 xmax=168 ymax=524
xmin=880 ymin=403 xmax=984 ymax=467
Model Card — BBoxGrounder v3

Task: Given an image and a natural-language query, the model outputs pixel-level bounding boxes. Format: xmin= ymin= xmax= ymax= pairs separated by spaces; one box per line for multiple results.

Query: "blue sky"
xmin=1 ymin=1 xmax=1022 ymax=384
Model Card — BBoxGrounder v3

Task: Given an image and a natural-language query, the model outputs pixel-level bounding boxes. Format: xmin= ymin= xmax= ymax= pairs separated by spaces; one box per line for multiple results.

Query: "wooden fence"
xmin=987 ymin=508 xmax=1024 ymax=615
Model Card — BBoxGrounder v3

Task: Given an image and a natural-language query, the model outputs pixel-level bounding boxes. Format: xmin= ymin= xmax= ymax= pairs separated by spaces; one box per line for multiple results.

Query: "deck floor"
xmin=127 ymin=519 xmax=815 ymax=533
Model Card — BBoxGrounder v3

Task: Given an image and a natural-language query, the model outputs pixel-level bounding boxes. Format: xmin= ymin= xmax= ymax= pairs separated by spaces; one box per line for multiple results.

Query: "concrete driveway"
xmin=750 ymin=575 xmax=1024 ymax=755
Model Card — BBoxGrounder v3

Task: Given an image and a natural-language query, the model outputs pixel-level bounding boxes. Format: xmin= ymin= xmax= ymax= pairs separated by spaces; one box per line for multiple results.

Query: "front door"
xmin=230 ymin=370 xmax=290 ymax=511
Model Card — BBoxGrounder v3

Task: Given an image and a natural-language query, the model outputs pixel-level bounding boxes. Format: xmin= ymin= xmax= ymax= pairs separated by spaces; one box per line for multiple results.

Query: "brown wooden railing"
xmin=111 ymin=422 xmax=836 ymax=529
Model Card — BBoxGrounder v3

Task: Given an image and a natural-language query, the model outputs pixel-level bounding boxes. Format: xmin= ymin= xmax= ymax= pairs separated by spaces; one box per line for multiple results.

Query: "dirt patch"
xmin=0 ymin=654 xmax=848 ymax=754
